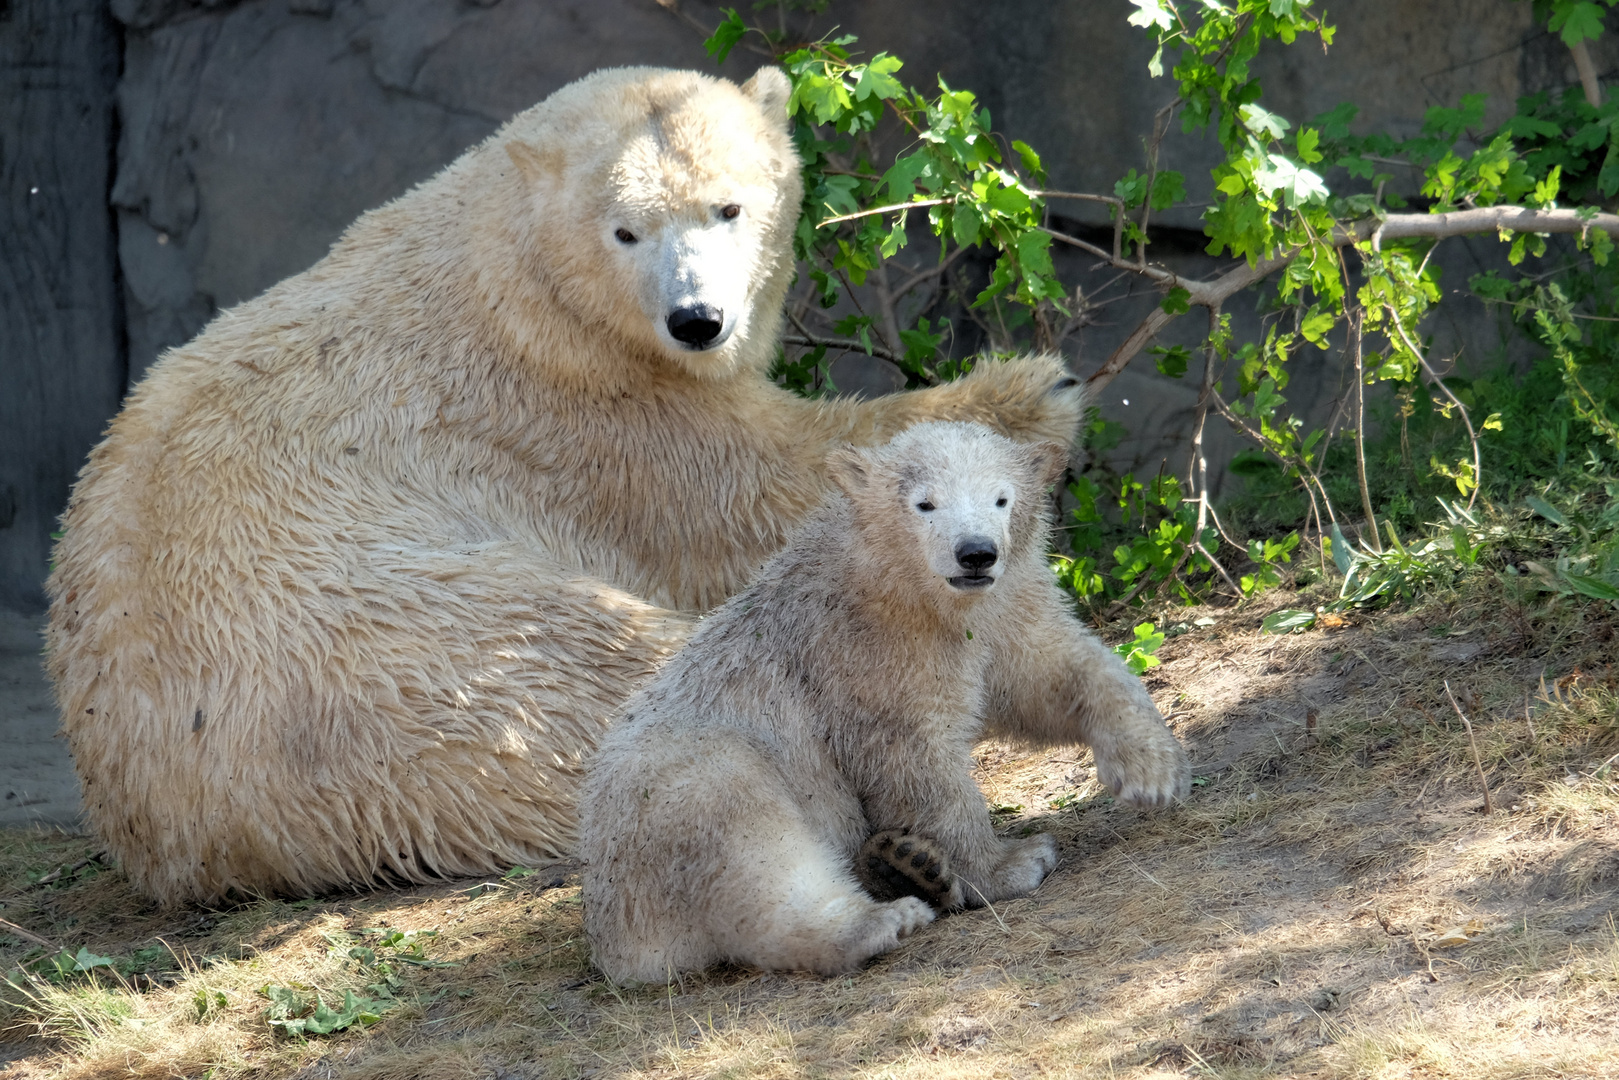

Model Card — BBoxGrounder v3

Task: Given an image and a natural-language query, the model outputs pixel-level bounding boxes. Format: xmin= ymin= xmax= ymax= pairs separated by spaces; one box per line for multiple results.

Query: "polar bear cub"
xmin=581 ymin=420 xmax=1150 ymax=982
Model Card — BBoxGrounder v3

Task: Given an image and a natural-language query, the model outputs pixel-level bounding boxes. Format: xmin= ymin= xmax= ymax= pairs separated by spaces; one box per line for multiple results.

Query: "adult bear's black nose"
xmin=667 ymin=305 xmax=724 ymax=348
xmin=954 ymin=537 xmax=998 ymax=573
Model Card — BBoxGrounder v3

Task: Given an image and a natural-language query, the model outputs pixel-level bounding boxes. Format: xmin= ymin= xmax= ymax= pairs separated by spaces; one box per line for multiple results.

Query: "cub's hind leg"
xmin=584 ymin=732 xmax=932 ymax=981
xmin=705 ymin=812 xmax=937 ymax=975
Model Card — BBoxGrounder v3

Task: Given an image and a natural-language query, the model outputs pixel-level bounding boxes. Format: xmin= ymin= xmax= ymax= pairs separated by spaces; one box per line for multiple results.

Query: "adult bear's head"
xmin=498 ymin=66 xmax=802 ymax=382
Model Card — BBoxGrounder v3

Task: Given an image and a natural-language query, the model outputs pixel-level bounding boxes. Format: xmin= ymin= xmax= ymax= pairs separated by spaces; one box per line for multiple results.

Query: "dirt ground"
xmin=0 ymin=612 xmax=79 ymax=832
xmin=0 ymin=584 xmax=1616 ymax=1078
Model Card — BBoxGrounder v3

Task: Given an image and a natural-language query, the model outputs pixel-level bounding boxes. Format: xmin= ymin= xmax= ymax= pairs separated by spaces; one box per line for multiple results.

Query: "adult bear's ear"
xmin=826 ymin=444 xmax=870 ymax=496
xmin=506 ymin=140 xmax=563 ymax=186
xmin=1026 ymin=440 xmax=1071 ymax=488
xmin=741 ymin=66 xmax=792 ymax=126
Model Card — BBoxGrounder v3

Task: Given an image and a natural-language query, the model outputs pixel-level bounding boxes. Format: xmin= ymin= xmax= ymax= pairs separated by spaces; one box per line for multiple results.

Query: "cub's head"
xmin=828 ymin=422 xmax=1069 ymax=603
xmin=501 ymin=66 xmax=801 ymax=380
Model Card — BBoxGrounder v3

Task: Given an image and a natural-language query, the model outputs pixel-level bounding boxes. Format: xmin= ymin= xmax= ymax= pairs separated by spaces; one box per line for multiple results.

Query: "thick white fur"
xmin=47 ymin=67 xmax=1098 ymax=904
xmin=581 ymin=423 xmax=1188 ymax=983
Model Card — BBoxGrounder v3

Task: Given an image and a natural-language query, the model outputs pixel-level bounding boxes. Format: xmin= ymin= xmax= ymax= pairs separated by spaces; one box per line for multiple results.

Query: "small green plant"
xmin=261 ymin=984 xmax=391 ymax=1038
xmin=32 ymin=947 xmax=115 ymax=986
xmin=1112 ymin=621 xmax=1166 ymax=675
xmin=193 ymin=986 xmax=228 ymax=1022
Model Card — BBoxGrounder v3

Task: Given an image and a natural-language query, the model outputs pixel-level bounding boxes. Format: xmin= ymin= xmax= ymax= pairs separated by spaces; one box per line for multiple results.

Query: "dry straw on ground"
xmin=1 ymin=579 xmax=1616 ymax=1078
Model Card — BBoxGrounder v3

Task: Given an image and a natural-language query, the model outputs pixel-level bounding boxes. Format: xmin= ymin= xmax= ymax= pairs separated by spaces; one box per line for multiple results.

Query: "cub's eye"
xmin=720 ymin=204 xmax=741 ymax=220
xmin=996 ymin=496 xmax=1008 ymax=507
xmin=916 ymin=500 xmax=935 ymax=512
xmin=614 ymin=228 xmax=637 ymax=244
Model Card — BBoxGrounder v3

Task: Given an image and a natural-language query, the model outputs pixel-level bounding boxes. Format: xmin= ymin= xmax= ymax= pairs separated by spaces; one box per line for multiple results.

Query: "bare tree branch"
xmin=1346 ymin=206 xmax=1619 ymax=243
xmin=782 ymin=333 xmax=901 ymax=365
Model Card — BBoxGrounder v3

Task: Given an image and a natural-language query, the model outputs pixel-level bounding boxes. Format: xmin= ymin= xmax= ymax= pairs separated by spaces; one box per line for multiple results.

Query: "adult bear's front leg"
xmin=982 ymin=589 xmax=1190 ymax=807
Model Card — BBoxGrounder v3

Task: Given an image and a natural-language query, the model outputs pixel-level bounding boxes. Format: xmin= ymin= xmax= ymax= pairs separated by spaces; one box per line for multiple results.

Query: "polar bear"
xmin=581 ymin=423 xmax=1187 ymax=982
xmin=46 ymin=66 xmax=1111 ymax=905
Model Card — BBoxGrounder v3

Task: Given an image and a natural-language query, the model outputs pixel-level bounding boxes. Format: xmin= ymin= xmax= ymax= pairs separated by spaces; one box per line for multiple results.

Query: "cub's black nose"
xmin=667 ymin=305 xmax=724 ymax=348
xmin=954 ymin=537 xmax=998 ymax=572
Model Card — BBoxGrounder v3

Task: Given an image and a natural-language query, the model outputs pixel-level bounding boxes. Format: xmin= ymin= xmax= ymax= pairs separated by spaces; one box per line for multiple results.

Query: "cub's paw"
xmin=1094 ymin=723 xmax=1192 ymax=808
xmin=887 ymin=895 xmax=936 ymax=938
xmin=856 ymin=830 xmax=958 ymax=908
xmin=829 ymin=896 xmax=937 ymax=974
xmin=981 ymin=832 xmax=1058 ymax=901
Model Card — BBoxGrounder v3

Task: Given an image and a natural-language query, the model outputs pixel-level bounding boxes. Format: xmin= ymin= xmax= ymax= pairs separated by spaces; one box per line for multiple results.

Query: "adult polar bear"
xmin=48 ymin=66 xmax=1188 ymax=905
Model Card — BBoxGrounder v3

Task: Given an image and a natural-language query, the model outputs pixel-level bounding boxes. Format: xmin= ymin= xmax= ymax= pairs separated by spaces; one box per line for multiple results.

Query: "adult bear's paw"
xmin=949 ymin=354 xmax=1085 ymax=447
xmin=856 ymin=830 xmax=959 ymax=908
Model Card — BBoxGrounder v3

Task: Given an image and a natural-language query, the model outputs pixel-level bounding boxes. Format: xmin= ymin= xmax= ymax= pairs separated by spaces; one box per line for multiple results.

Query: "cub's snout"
xmin=950 ymin=536 xmax=999 ymax=589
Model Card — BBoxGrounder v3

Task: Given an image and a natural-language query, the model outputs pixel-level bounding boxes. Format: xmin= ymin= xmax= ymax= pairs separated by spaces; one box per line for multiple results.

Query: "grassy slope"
xmin=1 ymin=581 xmax=1617 ymax=1079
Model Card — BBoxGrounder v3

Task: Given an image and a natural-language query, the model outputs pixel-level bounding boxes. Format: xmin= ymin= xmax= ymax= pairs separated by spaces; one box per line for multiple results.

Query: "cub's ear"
xmin=506 ymin=140 xmax=563 ymax=186
xmin=741 ymin=66 xmax=792 ymax=125
xmin=826 ymin=444 xmax=870 ymax=496
xmin=1026 ymin=440 xmax=1071 ymax=488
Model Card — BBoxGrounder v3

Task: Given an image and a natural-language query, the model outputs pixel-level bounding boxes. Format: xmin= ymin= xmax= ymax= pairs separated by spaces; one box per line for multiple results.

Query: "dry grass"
xmin=2 ymin=580 xmax=1618 ymax=1078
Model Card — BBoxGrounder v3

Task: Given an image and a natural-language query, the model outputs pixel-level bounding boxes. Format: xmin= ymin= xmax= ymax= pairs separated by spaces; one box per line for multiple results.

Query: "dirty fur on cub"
xmin=581 ymin=421 xmax=1186 ymax=982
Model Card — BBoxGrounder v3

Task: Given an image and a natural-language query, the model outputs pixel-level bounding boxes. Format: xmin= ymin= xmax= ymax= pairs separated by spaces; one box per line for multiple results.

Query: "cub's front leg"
xmin=983 ymin=586 xmax=1190 ymax=808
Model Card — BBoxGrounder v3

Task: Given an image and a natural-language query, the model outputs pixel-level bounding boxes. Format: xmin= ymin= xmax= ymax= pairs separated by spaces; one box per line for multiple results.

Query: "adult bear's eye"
xmin=614 ymin=228 xmax=637 ymax=244
xmin=916 ymin=500 xmax=935 ymax=512
xmin=996 ymin=497 xmax=1008 ymax=507
xmin=720 ymin=204 xmax=741 ymax=220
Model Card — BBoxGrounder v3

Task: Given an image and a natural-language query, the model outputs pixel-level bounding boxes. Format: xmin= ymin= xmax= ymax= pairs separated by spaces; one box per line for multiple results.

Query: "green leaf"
xmin=1239 ymin=103 xmax=1291 ymax=140
xmin=1011 ymin=139 xmax=1044 ymax=180
xmin=1254 ymin=153 xmax=1329 ymax=208
xmin=1114 ymin=168 xmax=1149 ymax=209
xmin=1330 ymin=523 xmax=1352 ymax=575
xmin=1526 ymin=495 xmax=1567 ymax=525
xmin=952 ymin=203 xmax=982 ymax=247
xmin=1261 ymin=609 xmax=1317 ymax=634
xmin=1599 ymin=121 xmax=1619 ymax=196
xmin=1563 ymin=572 xmax=1619 ymax=601
xmin=1299 ymin=307 xmax=1336 ymax=346
xmin=853 ymin=54 xmax=905 ymax=101
xmin=1161 ymin=286 xmax=1191 ymax=315
xmin=1112 ymin=622 xmax=1165 ymax=675
xmin=1126 ymin=0 xmax=1175 ymax=31
xmin=703 ymin=8 xmax=747 ymax=64
xmin=1149 ymin=170 xmax=1185 ymax=210
xmin=1551 ymin=1 xmax=1608 ymax=45
xmin=1152 ymin=344 xmax=1191 ymax=378
xmin=1016 ymin=228 xmax=1055 ymax=278
xmin=1295 ymin=126 xmax=1324 ymax=164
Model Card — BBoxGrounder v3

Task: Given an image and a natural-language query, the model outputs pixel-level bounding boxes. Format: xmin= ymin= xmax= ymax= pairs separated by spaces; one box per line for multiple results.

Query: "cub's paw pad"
xmin=855 ymin=830 xmax=954 ymax=908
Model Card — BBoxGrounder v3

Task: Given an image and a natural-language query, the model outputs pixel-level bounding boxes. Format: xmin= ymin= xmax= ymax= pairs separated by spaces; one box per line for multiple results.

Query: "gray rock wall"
xmin=0 ymin=0 xmax=124 ymax=613
xmin=3 ymin=0 xmax=1615 ymax=612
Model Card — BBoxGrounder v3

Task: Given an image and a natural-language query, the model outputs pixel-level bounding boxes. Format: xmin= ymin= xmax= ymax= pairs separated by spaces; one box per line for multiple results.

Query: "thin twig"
xmin=818 ymin=198 xmax=953 ymax=227
xmin=781 ymin=333 xmax=900 ymax=365
xmin=961 ymin=879 xmax=1012 ymax=934
xmin=0 ymin=917 xmax=62 ymax=954
xmin=1445 ymin=681 xmax=1494 ymax=815
xmin=892 ymin=243 xmax=972 ymax=297
xmin=1349 ymin=307 xmax=1381 ymax=551
xmin=1387 ymin=308 xmax=1482 ymax=511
